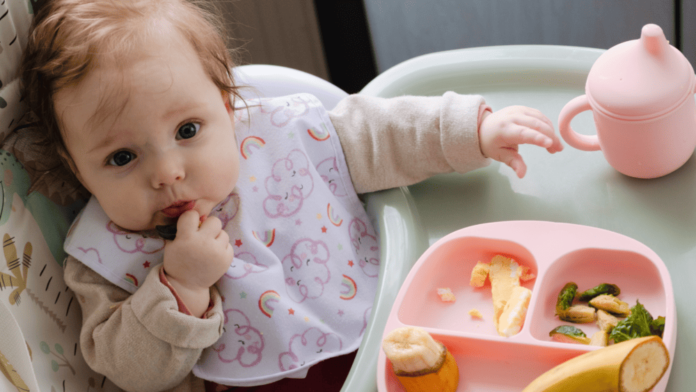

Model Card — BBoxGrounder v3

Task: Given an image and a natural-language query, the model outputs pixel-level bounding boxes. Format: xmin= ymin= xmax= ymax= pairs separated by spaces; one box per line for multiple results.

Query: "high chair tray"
xmin=343 ymin=45 xmax=692 ymax=392
xmin=377 ymin=221 xmax=676 ymax=391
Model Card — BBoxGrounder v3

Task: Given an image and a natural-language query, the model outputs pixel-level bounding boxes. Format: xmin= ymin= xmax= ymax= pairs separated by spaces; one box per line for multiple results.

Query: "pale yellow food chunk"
xmin=436 ymin=287 xmax=456 ymax=302
xmin=468 ymin=308 xmax=483 ymax=319
xmin=488 ymin=255 xmax=523 ymax=330
xmin=469 ymin=261 xmax=489 ymax=287
xmin=497 ymin=286 xmax=532 ymax=337
xmin=596 ymin=309 xmax=619 ymax=332
xmin=590 ymin=330 xmax=609 ymax=347
xmin=519 ymin=265 xmax=536 ymax=282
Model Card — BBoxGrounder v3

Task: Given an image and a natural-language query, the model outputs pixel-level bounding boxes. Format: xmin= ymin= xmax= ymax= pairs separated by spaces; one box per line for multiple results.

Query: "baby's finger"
xmin=515 ymin=115 xmax=563 ymax=153
xmin=215 ymin=229 xmax=230 ymax=245
xmin=176 ymin=210 xmax=201 ymax=234
xmin=498 ymin=148 xmax=527 ymax=178
xmin=199 ymin=215 xmax=223 ymax=236
xmin=524 ymin=107 xmax=555 ymax=130
xmin=505 ymin=126 xmax=554 ymax=149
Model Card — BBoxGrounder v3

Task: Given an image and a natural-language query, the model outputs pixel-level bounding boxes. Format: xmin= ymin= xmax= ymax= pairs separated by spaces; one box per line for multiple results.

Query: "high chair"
xmin=0 ymin=3 xmax=686 ymax=391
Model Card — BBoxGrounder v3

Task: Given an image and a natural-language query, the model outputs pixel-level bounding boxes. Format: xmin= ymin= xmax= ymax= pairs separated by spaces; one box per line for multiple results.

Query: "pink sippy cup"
xmin=558 ymin=24 xmax=696 ymax=179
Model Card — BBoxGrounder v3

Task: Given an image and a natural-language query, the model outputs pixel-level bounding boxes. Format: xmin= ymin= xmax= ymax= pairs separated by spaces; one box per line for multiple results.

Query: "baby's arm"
xmin=329 ymin=92 xmax=561 ymax=193
xmin=64 ymin=256 xmax=224 ymax=391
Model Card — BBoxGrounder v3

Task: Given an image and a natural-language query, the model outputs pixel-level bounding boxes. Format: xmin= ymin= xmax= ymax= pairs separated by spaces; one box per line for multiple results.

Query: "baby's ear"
xmin=222 ymin=90 xmax=232 ymax=112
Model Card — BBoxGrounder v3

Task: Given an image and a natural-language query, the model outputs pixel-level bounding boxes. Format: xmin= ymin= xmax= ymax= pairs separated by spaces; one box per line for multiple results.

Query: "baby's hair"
xmin=20 ymin=0 xmax=242 ymax=178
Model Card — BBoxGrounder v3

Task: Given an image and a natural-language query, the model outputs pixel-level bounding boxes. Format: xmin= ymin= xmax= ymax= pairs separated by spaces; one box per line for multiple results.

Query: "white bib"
xmin=64 ymin=94 xmax=380 ymax=386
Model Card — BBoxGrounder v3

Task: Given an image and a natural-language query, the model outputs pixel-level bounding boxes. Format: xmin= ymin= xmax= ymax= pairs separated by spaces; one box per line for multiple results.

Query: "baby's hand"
xmin=163 ymin=210 xmax=233 ymax=313
xmin=478 ymin=106 xmax=563 ymax=178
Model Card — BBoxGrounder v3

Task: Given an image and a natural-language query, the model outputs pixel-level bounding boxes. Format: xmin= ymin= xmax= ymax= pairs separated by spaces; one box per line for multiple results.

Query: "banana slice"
xmin=382 ymin=326 xmax=459 ymax=392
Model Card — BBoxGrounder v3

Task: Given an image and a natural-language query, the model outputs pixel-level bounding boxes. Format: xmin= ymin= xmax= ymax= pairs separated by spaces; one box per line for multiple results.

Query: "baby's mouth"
xmin=161 ymin=200 xmax=196 ymax=218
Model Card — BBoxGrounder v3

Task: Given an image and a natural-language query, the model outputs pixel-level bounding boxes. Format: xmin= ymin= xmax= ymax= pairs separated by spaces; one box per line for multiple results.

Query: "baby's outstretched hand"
xmin=478 ymin=106 xmax=563 ymax=178
xmin=163 ymin=210 xmax=233 ymax=315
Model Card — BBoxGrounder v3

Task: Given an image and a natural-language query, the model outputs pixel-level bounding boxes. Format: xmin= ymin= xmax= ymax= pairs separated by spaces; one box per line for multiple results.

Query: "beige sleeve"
xmin=329 ymin=91 xmax=491 ymax=194
xmin=64 ymin=256 xmax=224 ymax=392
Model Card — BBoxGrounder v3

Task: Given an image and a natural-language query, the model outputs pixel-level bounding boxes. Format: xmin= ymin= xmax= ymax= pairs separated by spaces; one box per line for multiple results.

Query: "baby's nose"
xmin=151 ymin=156 xmax=185 ymax=188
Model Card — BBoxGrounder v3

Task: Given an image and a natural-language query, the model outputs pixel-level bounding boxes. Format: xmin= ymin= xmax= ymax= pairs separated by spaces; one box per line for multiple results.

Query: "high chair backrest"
xmin=0 ymin=3 xmax=126 ymax=391
xmin=235 ymin=64 xmax=349 ymax=110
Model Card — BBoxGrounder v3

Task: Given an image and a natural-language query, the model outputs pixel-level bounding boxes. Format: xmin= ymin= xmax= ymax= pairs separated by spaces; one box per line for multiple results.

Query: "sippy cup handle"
xmin=558 ymin=95 xmax=600 ymax=151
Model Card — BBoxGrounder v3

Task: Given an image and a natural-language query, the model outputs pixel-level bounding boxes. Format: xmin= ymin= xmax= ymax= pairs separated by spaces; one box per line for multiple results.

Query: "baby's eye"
xmin=176 ymin=122 xmax=200 ymax=140
xmin=108 ymin=150 xmax=136 ymax=166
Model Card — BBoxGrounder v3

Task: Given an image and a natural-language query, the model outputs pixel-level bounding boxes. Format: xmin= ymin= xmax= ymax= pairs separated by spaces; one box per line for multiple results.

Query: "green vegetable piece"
xmin=559 ymin=304 xmax=596 ymax=324
xmin=577 ymin=283 xmax=621 ymax=301
xmin=549 ymin=325 xmax=590 ymax=344
xmin=555 ymin=282 xmax=578 ymax=317
xmin=650 ymin=316 xmax=666 ymax=337
xmin=609 ymin=300 xmax=657 ymax=343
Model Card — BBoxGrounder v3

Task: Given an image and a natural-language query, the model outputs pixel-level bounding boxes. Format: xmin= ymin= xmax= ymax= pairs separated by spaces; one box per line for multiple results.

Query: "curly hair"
xmin=20 ymin=0 xmax=241 ymax=179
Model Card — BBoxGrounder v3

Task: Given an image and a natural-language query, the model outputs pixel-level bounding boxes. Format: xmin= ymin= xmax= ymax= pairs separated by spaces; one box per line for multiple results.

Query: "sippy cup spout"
xmin=641 ymin=24 xmax=668 ymax=55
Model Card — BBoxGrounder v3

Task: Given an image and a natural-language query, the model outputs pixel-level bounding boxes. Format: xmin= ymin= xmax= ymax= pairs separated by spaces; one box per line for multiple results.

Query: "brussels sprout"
xmin=549 ymin=325 xmax=590 ymax=344
xmin=589 ymin=294 xmax=630 ymax=316
xmin=577 ymin=283 xmax=621 ymax=301
xmin=555 ymin=282 xmax=578 ymax=317
xmin=596 ymin=309 xmax=619 ymax=333
xmin=559 ymin=304 xmax=596 ymax=323
xmin=651 ymin=316 xmax=666 ymax=337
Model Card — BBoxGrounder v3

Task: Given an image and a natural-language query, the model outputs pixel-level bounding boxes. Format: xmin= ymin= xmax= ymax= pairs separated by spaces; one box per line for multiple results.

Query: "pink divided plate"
xmin=377 ymin=221 xmax=676 ymax=392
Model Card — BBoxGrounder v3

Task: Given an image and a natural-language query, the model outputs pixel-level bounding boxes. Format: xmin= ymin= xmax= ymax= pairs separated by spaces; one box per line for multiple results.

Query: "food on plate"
xmin=497 ymin=286 xmax=532 ymax=337
xmin=609 ymin=300 xmax=665 ymax=344
xmin=577 ymin=283 xmax=621 ymax=302
xmin=552 ymin=291 xmax=668 ymax=347
xmin=522 ymin=336 xmax=670 ymax=392
xmin=382 ymin=326 xmax=459 ymax=392
xmin=436 ymin=287 xmax=456 ymax=302
xmin=469 ymin=261 xmax=489 ymax=287
xmin=596 ymin=309 xmax=619 ymax=332
xmin=559 ymin=304 xmax=596 ymax=323
xmin=519 ymin=265 xmax=536 ymax=282
xmin=651 ymin=316 xmax=666 ymax=338
xmin=589 ymin=294 xmax=630 ymax=317
xmin=468 ymin=255 xmax=534 ymax=335
xmin=489 ymin=255 xmax=525 ymax=331
xmin=554 ymin=282 xmax=578 ymax=318
xmin=589 ymin=330 xmax=609 ymax=347
xmin=549 ymin=325 xmax=590 ymax=344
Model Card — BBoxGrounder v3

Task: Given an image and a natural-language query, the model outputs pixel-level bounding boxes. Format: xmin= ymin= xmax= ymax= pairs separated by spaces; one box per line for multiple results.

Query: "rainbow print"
xmin=327 ymin=204 xmax=343 ymax=227
xmin=252 ymin=229 xmax=276 ymax=247
xmin=124 ymin=273 xmax=138 ymax=287
xmin=240 ymin=136 xmax=266 ymax=159
xmin=307 ymin=124 xmax=330 ymax=141
xmin=258 ymin=290 xmax=280 ymax=318
xmin=339 ymin=275 xmax=357 ymax=300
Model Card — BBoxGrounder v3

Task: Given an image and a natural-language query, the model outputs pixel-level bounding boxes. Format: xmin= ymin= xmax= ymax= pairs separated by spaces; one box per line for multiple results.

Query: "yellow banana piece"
xmin=382 ymin=326 xmax=459 ymax=392
xmin=523 ymin=336 xmax=669 ymax=392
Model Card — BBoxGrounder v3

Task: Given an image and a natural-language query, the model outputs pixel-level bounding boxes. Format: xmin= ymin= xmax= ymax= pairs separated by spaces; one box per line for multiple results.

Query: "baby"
xmin=20 ymin=0 xmax=562 ymax=391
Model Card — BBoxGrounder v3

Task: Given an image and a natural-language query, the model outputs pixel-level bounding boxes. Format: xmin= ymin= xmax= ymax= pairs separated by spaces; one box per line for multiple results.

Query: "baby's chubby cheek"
xmin=206 ymin=142 xmax=240 ymax=208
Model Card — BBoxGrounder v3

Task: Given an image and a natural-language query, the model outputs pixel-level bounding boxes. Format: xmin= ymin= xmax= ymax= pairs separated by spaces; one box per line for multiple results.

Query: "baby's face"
xmin=55 ymin=33 xmax=239 ymax=231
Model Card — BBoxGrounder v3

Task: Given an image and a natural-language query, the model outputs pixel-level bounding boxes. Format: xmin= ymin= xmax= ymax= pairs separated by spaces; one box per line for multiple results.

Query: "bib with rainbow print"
xmin=64 ymin=94 xmax=380 ymax=386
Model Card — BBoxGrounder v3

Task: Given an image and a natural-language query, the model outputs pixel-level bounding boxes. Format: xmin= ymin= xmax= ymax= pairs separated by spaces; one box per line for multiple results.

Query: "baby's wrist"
xmin=162 ymin=270 xmax=211 ymax=317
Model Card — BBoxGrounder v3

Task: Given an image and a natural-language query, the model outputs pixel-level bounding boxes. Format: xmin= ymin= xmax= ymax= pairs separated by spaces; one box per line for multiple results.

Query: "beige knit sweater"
xmin=63 ymin=92 xmax=490 ymax=392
